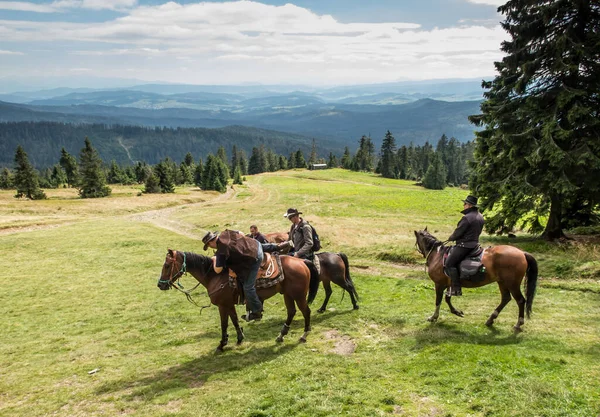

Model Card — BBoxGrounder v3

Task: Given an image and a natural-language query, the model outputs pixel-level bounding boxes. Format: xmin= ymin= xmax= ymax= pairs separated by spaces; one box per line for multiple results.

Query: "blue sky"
xmin=0 ymin=0 xmax=507 ymax=89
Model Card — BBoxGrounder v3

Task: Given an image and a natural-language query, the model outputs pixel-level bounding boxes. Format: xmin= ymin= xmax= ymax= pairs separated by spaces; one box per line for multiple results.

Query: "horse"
xmin=265 ymin=231 xmax=291 ymax=253
xmin=315 ymin=252 xmax=359 ymax=312
xmin=157 ymin=249 xmax=320 ymax=352
xmin=414 ymin=228 xmax=538 ymax=332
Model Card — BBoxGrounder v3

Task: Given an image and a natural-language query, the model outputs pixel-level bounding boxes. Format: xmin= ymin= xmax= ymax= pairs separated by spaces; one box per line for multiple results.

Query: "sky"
xmin=0 ymin=0 xmax=509 ymax=88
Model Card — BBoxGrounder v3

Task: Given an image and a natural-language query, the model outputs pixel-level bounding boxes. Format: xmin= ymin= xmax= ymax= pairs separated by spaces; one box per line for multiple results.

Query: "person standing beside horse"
xmin=249 ymin=225 xmax=269 ymax=244
xmin=445 ymin=195 xmax=485 ymax=296
xmin=202 ymin=230 xmax=264 ymax=321
xmin=283 ymin=208 xmax=314 ymax=260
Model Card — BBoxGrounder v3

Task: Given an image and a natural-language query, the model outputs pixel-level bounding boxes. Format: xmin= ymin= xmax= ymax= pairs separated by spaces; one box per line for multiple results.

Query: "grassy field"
xmin=1 ymin=169 xmax=599 ymax=417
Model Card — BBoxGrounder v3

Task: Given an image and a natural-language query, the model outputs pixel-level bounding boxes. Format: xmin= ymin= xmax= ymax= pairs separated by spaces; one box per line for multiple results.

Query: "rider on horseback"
xmin=283 ymin=208 xmax=314 ymax=261
xmin=445 ymin=195 xmax=485 ymax=297
xmin=202 ymin=230 xmax=265 ymax=322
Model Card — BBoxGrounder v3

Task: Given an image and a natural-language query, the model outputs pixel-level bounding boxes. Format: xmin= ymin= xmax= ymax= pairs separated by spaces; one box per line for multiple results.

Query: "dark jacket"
xmin=289 ymin=218 xmax=313 ymax=258
xmin=215 ymin=230 xmax=259 ymax=276
xmin=249 ymin=232 xmax=268 ymax=244
xmin=448 ymin=207 xmax=484 ymax=248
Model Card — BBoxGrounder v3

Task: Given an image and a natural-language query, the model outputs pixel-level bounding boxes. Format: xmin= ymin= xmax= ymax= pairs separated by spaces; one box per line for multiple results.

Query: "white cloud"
xmin=0 ymin=1 xmax=56 ymax=12
xmin=0 ymin=0 xmax=137 ymax=12
xmin=465 ymin=0 xmax=506 ymax=6
xmin=0 ymin=1 xmax=508 ymax=83
xmin=0 ymin=49 xmax=24 ymax=55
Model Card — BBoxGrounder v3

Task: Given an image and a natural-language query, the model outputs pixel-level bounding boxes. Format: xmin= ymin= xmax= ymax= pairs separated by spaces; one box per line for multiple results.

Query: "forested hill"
xmin=0 ymin=122 xmax=335 ymax=168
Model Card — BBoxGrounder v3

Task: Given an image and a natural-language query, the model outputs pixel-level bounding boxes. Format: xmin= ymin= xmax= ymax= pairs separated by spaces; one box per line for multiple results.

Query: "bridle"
xmin=157 ymin=250 xmax=222 ymax=311
xmin=415 ymin=231 xmax=445 ymax=270
xmin=158 ymin=250 xmax=187 ymax=288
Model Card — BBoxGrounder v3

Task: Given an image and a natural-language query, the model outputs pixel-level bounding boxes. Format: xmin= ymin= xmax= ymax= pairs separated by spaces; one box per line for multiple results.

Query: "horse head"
xmin=414 ymin=227 xmax=439 ymax=258
xmin=157 ymin=249 xmax=187 ymax=290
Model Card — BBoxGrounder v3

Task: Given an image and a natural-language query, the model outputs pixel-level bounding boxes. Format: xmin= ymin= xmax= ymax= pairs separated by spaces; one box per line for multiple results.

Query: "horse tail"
xmin=304 ymin=260 xmax=320 ymax=304
xmin=339 ymin=252 xmax=359 ymax=301
xmin=524 ymin=252 xmax=538 ymax=319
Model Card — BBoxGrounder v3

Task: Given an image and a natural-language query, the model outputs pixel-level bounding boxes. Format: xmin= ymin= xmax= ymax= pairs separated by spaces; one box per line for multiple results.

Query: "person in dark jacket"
xmin=248 ymin=225 xmax=268 ymax=244
xmin=202 ymin=229 xmax=264 ymax=321
xmin=445 ymin=195 xmax=485 ymax=296
xmin=283 ymin=208 xmax=314 ymax=260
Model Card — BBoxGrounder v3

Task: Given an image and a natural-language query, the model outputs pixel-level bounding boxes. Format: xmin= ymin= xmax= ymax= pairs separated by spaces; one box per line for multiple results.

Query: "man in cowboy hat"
xmin=202 ymin=229 xmax=264 ymax=321
xmin=283 ymin=208 xmax=315 ymax=260
xmin=445 ymin=195 xmax=485 ymax=296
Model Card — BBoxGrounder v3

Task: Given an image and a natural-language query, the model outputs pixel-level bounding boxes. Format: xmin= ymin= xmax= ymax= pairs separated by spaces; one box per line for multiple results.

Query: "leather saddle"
xmin=444 ymin=245 xmax=487 ymax=281
xmin=257 ymin=252 xmax=280 ymax=279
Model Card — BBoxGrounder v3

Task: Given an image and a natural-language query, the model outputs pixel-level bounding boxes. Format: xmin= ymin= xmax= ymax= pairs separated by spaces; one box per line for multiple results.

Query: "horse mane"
xmin=183 ymin=251 xmax=212 ymax=273
xmin=418 ymin=230 xmax=444 ymax=252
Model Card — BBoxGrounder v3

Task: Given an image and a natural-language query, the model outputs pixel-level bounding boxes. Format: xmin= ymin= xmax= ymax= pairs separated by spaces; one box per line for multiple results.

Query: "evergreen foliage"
xmin=232 ymin=165 xmax=243 ymax=185
xmin=0 ymin=167 xmax=13 ymax=189
xmin=78 ymin=138 xmax=111 ymax=198
xmin=379 ymin=130 xmax=398 ymax=178
xmin=153 ymin=159 xmax=175 ymax=193
xmin=59 ymin=147 xmax=79 ymax=187
xmin=422 ymin=153 xmax=447 ymax=190
xmin=469 ymin=0 xmax=600 ymax=239
xmin=194 ymin=159 xmax=204 ymax=188
xmin=143 ymin=172 xmax=162 ymax=194
xmin=13 ymin=145 xmax=46 ymax=199
xmin=202 ymin=154 xmax=228 ymax=193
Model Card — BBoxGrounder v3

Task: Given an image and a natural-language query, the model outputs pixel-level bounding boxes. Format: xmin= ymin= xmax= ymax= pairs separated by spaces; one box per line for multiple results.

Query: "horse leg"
xmin=317 ymin=281 xmax=333 ymax=313
xmin=216 ymin=305 xmax=229 ymax=353
xmin=296 ymin=297 xmax=312 ymax=343
xmin=509 ymin=285 xmax=527 ymax=332
xmin=276 ymin=294 xmax=297 ymax=343
xmin=228 ymin=306 xmax=244 ymax=345
xmin=428 ymin=284 xmax=445 ymax=322
xmin=347 ymin=283 xmax=359 ymax=310
xmin=485 ymin=284 xmax=512 ymax=327
xmin=445 ymin=292 xmax=464 ymax=318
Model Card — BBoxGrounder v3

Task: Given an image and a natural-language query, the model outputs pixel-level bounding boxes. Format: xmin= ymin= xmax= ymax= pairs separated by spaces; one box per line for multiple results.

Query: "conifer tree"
xmin=309 ymin=139 xmax=317 ymax=165
xmin=153 ymin=160 xmax=175 ymax=193
xmin=232 ymin=165 xmax=243 ymax=185
xmin=143 ymin=172 xmax=161 ymax=194
xmin=0 ymin=167 xmax=13 ymax=189
xmin=78 ymin=138 xmax=111 ymax=198
xmin=327 ymin=152 xmax=338 ymax=168
xmin=469 ymin=0 xmax=600 ymax=239
xmin=50 ymin=165 xmax=67 ymax=188
xmin=341 ymin=147 xmax=352 ymax=169
xmin=278 ymin=155 xmax=288 ymax=170
xmin=423 ymin=153 xmax=447 ymax=190
xmin=380 ymin=130 xmax=398 ymax=178
xmin=13 ymin=145 xmax=46 ymax=199
xmin=294 ymin=149 xmax=307 ymax=168
xmin=59 ymin=147 xmax=79 ymax=187
xmin=194 ymin=159 xmax=204 ymax=187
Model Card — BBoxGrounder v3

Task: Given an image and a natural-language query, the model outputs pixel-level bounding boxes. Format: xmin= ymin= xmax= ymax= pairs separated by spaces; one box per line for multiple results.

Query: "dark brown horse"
xmin=157 ymin=249 xmax=320 ymax=352
xmin=414 ymin=228 xmax=538 ymax=332
xmin=315 ymin=252 xmax=359 ymax=312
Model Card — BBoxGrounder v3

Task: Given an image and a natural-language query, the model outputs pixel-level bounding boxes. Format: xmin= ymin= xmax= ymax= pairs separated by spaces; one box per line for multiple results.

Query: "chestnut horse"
xmin=414 ymin=228 xmax=538 ymax=332
xmin=157 ymin=249 xmax=320 ymax=352
xmin=315 ymin=252 xmax=359 ymax=312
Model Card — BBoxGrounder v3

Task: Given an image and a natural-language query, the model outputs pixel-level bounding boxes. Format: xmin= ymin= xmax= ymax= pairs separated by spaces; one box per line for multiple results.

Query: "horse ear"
xmin=167 ymin=248 xmax=174 ymax=256
xmin=424 ymin=226 xmax=428 ymax=231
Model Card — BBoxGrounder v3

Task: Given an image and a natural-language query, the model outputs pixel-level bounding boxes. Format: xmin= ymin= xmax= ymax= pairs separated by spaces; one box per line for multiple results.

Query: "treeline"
xmin=1 ymin=129 xmax=474 ymax=200
xmin=340 ymin=131 xmax=474 ymax=188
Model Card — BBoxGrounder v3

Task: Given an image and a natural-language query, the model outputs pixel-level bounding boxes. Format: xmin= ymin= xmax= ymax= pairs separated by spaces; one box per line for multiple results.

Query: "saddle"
xmin=444 ymin=245 xmax=487 ymax=282
xmin=228 ymin=253 xmax=285 ymax=305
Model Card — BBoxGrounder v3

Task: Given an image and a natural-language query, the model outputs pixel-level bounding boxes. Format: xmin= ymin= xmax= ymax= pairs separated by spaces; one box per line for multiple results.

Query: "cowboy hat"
xmin=283 ymin=208 xmax=302 ymax=218
xmin=462 ymin=195 xmax=479 ymax=206
xmin=202 ymin=231 xmax=218 ymax=250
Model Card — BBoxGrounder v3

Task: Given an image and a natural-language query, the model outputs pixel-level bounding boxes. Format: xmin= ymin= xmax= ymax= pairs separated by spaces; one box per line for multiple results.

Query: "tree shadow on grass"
xmin=96 ymin=342 xmax=299 ymax=401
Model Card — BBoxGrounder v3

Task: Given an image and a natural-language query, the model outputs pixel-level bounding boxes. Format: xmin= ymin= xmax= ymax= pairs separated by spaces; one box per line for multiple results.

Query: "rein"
xmin=159 ymin=251 xmax=205 ymax=308
xmin=416 ymin=233 xmax=447 ymax=272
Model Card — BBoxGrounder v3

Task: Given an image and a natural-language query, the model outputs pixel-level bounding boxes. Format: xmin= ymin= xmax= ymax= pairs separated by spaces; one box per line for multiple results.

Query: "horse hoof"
xmin=236 ymin=339 xmax=243 ymax=345
xmin=353 ymin=305 xmax=359 ymax=310
xmin=276 ymin=336 xmax=284 ymax=343
xmin=513 ymin=325 xmax=523 ymax=333
xmin=215 ymin=346 xmax=225 ymax=353
xmin=485 ymin=320 xmax=494 ymax=327
xmin=299 ymin=337 xmax=307 ymax=343
xmin=453 ymin=310 xmax=464 ymax=318
xmin=317 ymin=308 xmax=325 ymax=313
xmin=427 ymin=316 xmax=438 ymax=322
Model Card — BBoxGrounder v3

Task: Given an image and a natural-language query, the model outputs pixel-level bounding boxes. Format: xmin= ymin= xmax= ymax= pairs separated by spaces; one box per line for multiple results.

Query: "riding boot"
xmin=446 ymin=267 xmax=462 ymax=296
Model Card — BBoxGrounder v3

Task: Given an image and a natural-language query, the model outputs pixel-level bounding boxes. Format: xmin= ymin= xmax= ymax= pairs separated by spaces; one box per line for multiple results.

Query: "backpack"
xmin=306 ymin=222 xmax=321 ymax=252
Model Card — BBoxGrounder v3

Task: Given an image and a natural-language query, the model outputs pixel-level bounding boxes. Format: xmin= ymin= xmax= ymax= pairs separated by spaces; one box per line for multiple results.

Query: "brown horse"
xmin=265 ymin=231 xmax=289 ymax=244
xmin=157 ymin=249 xmax=320 ymax=352
xmin=315 ymin=252 xmax=359 ymax=312
xmin=414 ymin=228 xmax=538 ymax=332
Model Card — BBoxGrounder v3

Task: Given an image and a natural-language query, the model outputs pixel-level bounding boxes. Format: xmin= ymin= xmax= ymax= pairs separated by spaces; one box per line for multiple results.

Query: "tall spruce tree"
xmin=380 ymin=130 xmax=398 ymax=178
xmin=78 ymin=138 xmax=111 ymax=198
xmin=469 ymin=0 xmax=600 ymax=239
xmin=154 ymin=160 xmax=175 ymax=193
xmin=59 ymin=147 xmax=79 ymax=187
xmin=0 ymin=167 xmax=13 ymax=189
xmin=13 ymin=145 xmax=46 ymax=199
xmin=423 ymin=153 xmax=447 ymax=190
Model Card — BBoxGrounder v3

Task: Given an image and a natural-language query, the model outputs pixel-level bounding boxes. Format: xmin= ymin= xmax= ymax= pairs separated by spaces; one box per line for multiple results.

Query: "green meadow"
xmin=1 ymin=169 xmax=599 ymax=417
